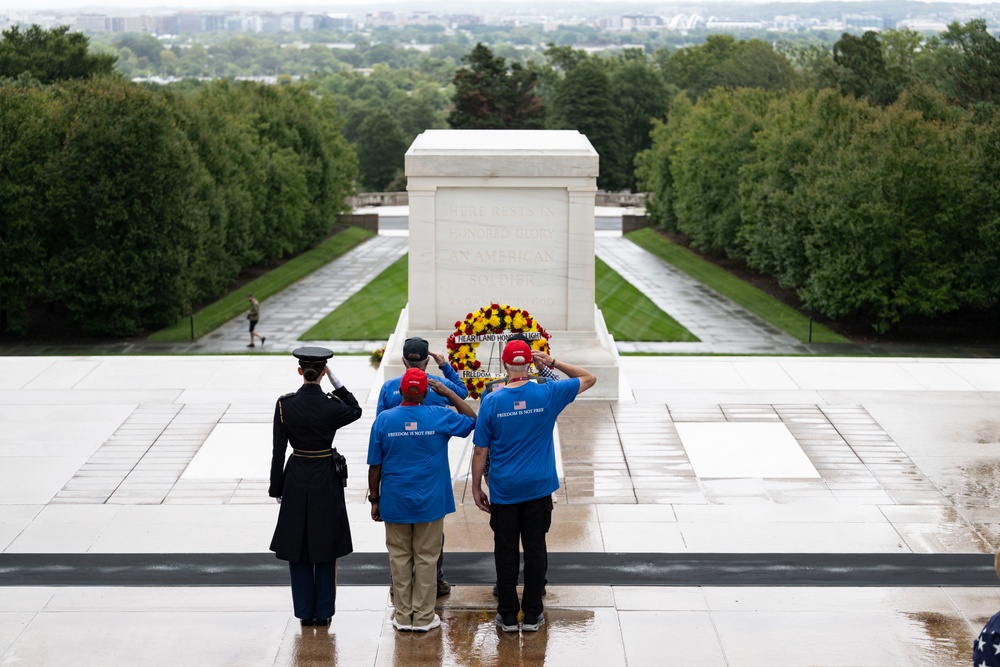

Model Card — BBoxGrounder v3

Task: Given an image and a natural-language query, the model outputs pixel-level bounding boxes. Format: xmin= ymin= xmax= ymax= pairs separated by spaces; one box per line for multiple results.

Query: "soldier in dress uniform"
xmin=269 ymin=347 xmax=362 ymax=627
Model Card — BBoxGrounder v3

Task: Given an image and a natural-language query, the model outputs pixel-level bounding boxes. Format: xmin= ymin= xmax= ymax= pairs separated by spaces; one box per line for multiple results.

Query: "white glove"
xmin=325 ymin=365 xmax=344 ymax=389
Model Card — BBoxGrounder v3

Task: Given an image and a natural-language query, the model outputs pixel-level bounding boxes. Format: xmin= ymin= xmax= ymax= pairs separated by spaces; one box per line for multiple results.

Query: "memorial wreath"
xmin=447 ymin=303 xmax=551 ymax=399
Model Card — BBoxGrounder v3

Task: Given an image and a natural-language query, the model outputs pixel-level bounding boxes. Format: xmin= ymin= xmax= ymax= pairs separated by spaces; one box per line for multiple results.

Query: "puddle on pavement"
xmin=376 ymin=608 xmax=599 ymax=667
xmin=975 ymin=420 xmax=1000 ymax=444
xmin=903 ymin=611 xmax=976 ymax=666
xmin=959 ymin=460 xmax=1000 ymax=506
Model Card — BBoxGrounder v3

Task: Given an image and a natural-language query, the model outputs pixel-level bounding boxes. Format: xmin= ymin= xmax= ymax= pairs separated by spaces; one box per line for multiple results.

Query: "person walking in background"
xmin=472 ymin=339 xmax=596 ymax=633
xmin=376 ymin=336 xmax=468 ymax=596
xmin=247 ymin=293 xmax=266 ymax=348
xmin=368 ymin=368 xmax=476 ymax=632
xmin=269 ymin=347 xmax=362 ymax=628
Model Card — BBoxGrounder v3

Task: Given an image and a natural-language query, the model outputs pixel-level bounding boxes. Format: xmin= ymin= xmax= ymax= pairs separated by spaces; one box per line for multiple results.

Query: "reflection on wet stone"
xmin=904 ymin=611 xmax=977 ymax=666
xmin=287 ymin=626 xmax=336 ymax=667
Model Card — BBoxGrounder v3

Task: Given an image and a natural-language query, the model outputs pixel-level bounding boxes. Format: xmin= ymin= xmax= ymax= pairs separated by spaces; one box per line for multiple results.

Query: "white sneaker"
xmin=521 ymin=613 xmax=545 ymax=632
xmin=412 ymin=614 xmax=441 ymax=632
xmin=392 ymin=618 xmax=413 ymax=632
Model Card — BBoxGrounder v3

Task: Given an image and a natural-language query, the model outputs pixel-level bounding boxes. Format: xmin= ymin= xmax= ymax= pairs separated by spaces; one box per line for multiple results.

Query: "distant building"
xmin=156 ymin=16 xmax=180 ymax=35
xmin=316 ymin=14 xmax=354 ymax=31
xmin=621 ymin=14 xmax=663 ymax=30
xmin=844 ymin=13 xmax=888 ymax=30
xmin=176 ymin=14 xmax=203 ymax=33
xmin=897 ymin=19 xmax=950 ymax=33
xmin=705 ymin=18 xmax=763 ymax=31
xmin=75 ymin=14 xmax=109 ymax=32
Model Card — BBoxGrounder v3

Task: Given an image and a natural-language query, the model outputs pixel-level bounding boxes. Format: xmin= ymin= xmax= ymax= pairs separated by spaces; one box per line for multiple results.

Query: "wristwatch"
xmin=367 ymin=494 xmax=380 ymax=504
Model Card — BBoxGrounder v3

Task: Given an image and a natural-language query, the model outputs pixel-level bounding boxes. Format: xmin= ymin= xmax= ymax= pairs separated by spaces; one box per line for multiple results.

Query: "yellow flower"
xmin=472 ymin=319 xmax=486 ymax=333
xmin=488 ymin=315 xmax=501 ymax=328
xmin=512 ymin=313 xmax=526 ymax=329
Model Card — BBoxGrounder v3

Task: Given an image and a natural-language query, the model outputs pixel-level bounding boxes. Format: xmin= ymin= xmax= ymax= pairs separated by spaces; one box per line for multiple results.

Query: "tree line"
xmin=636 ymin=21 xmax=1000 ymax=334
xmin=1 ymin=26 xmax=356 ymax=336
xmin=5 ymin=22 xmax=1000 ymax=337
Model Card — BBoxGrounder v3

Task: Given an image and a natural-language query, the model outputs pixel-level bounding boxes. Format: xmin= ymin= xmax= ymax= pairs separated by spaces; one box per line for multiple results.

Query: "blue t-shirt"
xmin=368 ymin=405 xmax=474 ymax=523
xmin=376 ymin=364 xmax=468 ymax=415
xmin=473 ymin=378 xmax=580 ymax=505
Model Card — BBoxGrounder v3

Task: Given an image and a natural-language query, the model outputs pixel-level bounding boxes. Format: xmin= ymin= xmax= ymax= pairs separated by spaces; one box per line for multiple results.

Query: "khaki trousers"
xmin=385 ymin=518 xmax=444 ymax=628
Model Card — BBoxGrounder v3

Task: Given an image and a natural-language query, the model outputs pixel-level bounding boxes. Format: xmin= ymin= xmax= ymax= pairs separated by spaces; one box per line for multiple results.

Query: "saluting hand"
xmin=428 ymin=351 xmax=446 ymax=367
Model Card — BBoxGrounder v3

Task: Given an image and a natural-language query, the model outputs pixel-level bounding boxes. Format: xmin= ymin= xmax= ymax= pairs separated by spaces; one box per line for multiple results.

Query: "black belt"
xmin=291 ymin=448 xmax=333 ymax=459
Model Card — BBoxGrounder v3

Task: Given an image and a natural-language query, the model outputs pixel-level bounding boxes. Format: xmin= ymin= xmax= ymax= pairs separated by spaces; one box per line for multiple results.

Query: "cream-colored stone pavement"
xmin=2 ymin=355 xmax=1000 ymax=665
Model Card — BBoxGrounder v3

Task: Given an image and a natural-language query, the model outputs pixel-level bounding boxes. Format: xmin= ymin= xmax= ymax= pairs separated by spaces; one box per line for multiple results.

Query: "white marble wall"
xmin=388 ymin=129 xmax=619 ymax=398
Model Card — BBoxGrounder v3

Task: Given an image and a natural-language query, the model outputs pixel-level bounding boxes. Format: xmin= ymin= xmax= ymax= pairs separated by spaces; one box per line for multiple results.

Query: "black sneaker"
xmin=436 ymin=579 xmax=451 ymax=597
xmin=261 ymin=337 xmax=266 ymax=347
xmin=495 ymin=614 xmax=518 ymax=633
xmin=246 ymin=344 xmax=255 ymax=348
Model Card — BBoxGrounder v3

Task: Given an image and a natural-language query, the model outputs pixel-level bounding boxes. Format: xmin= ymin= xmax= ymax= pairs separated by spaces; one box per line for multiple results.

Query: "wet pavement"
xmin=2 ymin=211 xmax=1000 ymax=665
xmin=3 ymin=355 xmax=1000 ymax=665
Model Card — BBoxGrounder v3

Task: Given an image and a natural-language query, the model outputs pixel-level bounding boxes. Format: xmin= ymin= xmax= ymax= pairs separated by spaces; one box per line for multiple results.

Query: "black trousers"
xmin=490 ymin=495 xmax=552 ymax=621
xmin=288 ymin=560 xmax=336 ymax=621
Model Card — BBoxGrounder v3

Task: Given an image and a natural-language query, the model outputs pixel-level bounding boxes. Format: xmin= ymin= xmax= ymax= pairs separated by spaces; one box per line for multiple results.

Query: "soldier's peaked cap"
xmin=292 ymin=346 xmax=334 ymax=363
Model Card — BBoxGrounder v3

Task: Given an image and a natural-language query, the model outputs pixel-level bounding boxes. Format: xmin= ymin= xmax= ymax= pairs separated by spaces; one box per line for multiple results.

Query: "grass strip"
xmin=626 ymin=227 xmax=849 ymax=344
xmin=596 ymin=257 xmax=699 ymax=342
xmin=300 ymin=254 xmax=408 ymax=341
xmin=302 ymin=254 xmax=698 ymax=343
xmin=148 ymin=226 xmax=375 ymax=341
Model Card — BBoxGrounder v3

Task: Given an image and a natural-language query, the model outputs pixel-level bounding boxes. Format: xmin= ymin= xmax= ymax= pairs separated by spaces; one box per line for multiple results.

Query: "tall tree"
xmin=823 ymin=31 xmax=900 ymax=105
xmin=608 ymin=51 xmax=673 ymax=190
xmin=447 ymin=43 xmax=543 ymax=129
xmin=356 ymin=108 xmax=407 ymax=191
xmin=661 ymin=35 xmax=797 ymax=100
xmin=0 ymin=25 xmax=116 ymax=83
xmin=635 ymin=92 xmax=693 ymax=230
xmin=547 ymin=57 xmax=626 ymax=190
xmin=669 ymin=87 xmax=773 ymax=257
xmin=939 ymin=19 xmax=1000 ymax=110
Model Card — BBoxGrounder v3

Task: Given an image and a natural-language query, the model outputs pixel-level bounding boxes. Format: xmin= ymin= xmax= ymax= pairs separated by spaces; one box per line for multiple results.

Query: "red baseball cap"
xmin=400 ymin=368 xmax=428 ymax=395
xmin=502 ymin=340 xmax=532 ymax=365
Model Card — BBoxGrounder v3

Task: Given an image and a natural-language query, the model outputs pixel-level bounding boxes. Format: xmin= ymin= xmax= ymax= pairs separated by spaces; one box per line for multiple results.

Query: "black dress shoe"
xmin=300 ymin=618 xmax=315 ymax=626
xmin=314 ymin=618 xmax=331 ymax=627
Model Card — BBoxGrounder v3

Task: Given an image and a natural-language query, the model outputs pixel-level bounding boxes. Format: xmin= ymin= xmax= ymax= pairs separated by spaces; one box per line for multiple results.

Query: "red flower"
xmin=473 ymin=360 xmax=481 ymax=369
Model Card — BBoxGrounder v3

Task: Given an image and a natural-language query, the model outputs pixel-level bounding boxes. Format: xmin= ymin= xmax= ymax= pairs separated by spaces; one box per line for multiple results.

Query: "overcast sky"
xmin=4 ymin=0 xmax=995 ymax=13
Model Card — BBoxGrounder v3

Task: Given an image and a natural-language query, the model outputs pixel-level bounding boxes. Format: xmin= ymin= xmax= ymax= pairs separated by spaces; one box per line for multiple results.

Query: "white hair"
xmin=506 ymin=363 xmax=530 ymax=375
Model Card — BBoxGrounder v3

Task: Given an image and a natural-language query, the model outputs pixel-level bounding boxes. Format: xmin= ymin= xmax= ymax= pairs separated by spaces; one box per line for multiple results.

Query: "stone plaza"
xmin=2 ymin=353 xmax=1000 ymax=665
xmin=2 ymin=128 xmax=1000 ymax=665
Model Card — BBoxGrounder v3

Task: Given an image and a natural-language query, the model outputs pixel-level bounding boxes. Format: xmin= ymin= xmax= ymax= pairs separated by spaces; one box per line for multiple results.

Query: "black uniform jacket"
xmin=269 ymin=384 xmax=362 ymax=563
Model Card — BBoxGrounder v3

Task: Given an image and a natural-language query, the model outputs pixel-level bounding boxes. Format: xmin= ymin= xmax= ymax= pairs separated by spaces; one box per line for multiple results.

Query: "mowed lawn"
xmin=303 ymin=254 xmax=699 ymax=342
xmin=148 ymin=227 xmax=375 ymax=341
xmin=626 ymin=227 xmax=849 ymax=344
xmin=301 ymin=255 xmax=408 ymax=340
